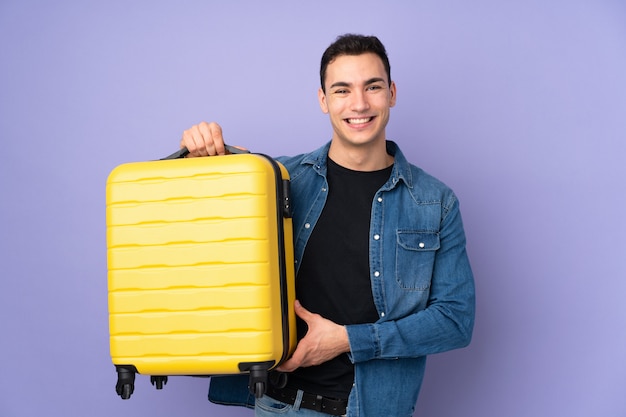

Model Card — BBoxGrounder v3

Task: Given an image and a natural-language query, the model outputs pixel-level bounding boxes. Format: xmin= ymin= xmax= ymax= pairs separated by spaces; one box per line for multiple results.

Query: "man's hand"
xmin=180 ymin=121 xmax=227 ymax=157
xmin=277 ymin=300 xmax=351 ymax=372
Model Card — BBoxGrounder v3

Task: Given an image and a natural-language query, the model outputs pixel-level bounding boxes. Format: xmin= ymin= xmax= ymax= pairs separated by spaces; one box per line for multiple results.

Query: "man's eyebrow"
xmin=329 ymin=77 xmax=387 ymax=89
xmin=329 ymin=81 xmax=350 ymax=89
xmin=365 ymin=77 xmax=387 ymax=85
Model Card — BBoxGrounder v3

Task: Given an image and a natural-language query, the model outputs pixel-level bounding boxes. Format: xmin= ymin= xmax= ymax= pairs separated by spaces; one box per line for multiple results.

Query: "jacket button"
xmin=373 ymin=234 xmax=380 ymax=240
xmin=305 ymin=223 xmax=311 ymax=229
xmin=419 ymin=242 xmax=425 ymax=248
xmin=377 ymin=197 xmax=383 ymax=202
xmin=374 ymin=271 xmax=380 ymax=277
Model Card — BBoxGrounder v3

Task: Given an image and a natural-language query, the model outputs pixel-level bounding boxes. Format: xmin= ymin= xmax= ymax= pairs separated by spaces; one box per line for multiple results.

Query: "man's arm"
xmin=346 ymin=196 xmax=475 ymax=363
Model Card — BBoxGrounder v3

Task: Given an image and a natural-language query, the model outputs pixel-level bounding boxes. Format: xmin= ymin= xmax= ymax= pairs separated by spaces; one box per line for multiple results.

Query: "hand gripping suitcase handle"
xmin=161 ymin=145 xmax=250 ymax=160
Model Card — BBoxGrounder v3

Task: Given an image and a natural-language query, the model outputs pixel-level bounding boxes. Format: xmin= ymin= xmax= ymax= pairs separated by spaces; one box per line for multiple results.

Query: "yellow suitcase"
xmin=106 ymin=147 xmax=296 ymax=399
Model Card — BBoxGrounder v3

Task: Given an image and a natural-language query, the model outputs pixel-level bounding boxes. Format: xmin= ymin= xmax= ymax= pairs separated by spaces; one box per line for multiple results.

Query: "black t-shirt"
xmin=287 ymin=157 xmax=393 ymax=399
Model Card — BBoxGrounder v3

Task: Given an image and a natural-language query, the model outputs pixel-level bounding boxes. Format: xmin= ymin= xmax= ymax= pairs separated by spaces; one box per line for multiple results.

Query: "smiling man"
xmin=320 ymin=51 xmax=396 ymax=171
xmin=180 ymin=34 xmax=475 ymax=417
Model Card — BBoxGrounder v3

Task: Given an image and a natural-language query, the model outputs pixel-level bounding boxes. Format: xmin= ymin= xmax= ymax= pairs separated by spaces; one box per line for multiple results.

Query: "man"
xmin=180 ymin=34 xmax=475 ymax=417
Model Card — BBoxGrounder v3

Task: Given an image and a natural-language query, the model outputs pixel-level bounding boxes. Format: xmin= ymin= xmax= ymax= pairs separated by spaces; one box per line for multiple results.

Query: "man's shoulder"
xmin=411 ymin=164 xmax=452 ymax=191
xmin=275 ymin=142 xmax=330 ymax=174
xmin=391 ymin=142 xmax=455 ymax=197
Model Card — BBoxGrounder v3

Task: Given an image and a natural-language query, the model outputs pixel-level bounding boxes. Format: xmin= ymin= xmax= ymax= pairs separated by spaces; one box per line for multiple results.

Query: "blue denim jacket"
xmin=208 ymin=141 xmax=475 ymax=416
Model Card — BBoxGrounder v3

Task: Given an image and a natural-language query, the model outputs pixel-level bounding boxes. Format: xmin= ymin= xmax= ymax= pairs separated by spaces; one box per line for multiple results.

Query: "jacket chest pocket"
xmin=395 ymin=231 xmax=440 ymax=291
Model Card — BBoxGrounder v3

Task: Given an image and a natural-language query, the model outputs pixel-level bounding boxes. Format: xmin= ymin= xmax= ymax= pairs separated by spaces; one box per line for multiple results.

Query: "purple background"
xmin=1 ymin=1 xmax=625 ymax=416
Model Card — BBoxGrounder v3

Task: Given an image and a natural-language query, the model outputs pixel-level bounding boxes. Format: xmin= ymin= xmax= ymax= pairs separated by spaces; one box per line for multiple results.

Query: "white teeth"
xmin=348 ymin=117 xmax=372 ymax=124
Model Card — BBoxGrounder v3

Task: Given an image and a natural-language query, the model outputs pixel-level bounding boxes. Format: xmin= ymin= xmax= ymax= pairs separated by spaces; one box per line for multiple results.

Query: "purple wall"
xmin=1 ymin=1 xmax=625 ymax=416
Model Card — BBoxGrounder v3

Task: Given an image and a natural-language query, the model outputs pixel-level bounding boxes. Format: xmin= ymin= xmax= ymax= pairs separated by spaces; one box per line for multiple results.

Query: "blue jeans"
xmin=255 ymin=392 xmax=343 ymax=417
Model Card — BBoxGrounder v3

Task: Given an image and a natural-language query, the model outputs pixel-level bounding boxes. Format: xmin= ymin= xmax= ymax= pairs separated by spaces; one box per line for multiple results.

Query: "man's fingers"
xmin=206 ymin=122 xmax=226 ymax=155
xmin=293 ymin=300 xmax=314 ymax=323
xmin=196 ymin=122 xmax=224 ymax=155
xmin=181 ymin=122 xmax=226 ymax=157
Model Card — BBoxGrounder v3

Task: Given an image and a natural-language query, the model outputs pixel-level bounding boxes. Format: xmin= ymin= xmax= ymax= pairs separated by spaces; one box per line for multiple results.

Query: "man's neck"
xmin=328 ymin=139 xmax=394 ymax=172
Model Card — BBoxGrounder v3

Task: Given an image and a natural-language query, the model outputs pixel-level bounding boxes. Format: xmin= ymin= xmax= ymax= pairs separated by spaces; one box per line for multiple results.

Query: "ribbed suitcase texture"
xmin=106 ymin=153 xmax=296 ymax=399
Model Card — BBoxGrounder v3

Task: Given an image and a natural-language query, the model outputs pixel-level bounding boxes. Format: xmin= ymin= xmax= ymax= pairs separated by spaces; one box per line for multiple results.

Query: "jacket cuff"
xmin=345 ymin=323 xmax=380 ymax=363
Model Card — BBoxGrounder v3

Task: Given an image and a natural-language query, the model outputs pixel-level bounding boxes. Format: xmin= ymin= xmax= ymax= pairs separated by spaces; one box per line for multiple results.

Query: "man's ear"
xmin=318 ymin=87 xmax=329 ymax=114
xmin=389 ymin=81 xmax=397 ymax=107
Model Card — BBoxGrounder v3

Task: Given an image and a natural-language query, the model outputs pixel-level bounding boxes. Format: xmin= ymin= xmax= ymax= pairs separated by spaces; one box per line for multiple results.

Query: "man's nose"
xmin=350 ymin=90 xmax=370 ymax=112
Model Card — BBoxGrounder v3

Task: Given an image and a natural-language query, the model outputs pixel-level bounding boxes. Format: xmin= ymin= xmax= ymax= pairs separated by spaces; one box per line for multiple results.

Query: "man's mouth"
xmin=346 ymin=117 xmax=373 ymax=124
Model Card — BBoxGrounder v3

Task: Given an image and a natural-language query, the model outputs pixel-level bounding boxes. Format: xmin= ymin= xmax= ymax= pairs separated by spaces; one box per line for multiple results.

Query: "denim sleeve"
xmin=346 ymin=195 xmax=476 ymax=363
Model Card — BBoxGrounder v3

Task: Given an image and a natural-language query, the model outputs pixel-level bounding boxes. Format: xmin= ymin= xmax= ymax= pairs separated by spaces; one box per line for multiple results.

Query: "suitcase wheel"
xmin=115 ymin=366 xmax=136 ymax=400
xmin=252 ymin=381 xmax=265 ymax=399
xmin=120 ymin=384 xmax=133 ymax=400
xmin=241 ymin=361 xmax=274 ymax=399
xmin=247 ymin=366 xmax=270 ymax=399
xmin=150 ymin=376 xmax=168 ymax=390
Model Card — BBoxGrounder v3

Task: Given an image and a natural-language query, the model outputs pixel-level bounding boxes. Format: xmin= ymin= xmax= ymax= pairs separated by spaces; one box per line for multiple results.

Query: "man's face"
xmin=319 ymin=53 xmax=396 ymax=149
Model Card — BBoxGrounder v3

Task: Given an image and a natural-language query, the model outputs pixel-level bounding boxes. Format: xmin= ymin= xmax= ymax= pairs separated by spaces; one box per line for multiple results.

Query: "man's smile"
xmin=346 ymin=117 xmax=374 ymax=125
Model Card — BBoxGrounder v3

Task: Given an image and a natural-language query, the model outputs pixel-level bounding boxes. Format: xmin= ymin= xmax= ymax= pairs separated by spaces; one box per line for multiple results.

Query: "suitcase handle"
xmin=161 ymin=145 xmax=250 ymax=160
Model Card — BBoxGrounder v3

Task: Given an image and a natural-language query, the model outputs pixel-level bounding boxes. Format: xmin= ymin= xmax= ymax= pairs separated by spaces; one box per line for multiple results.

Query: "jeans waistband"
xmin=266 ymin=384 xmax=347 ymax=416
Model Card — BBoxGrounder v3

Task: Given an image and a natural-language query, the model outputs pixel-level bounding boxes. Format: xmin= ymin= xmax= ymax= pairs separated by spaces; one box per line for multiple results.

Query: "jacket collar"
xmin=301 ymin=140 xmax=413 ymax=189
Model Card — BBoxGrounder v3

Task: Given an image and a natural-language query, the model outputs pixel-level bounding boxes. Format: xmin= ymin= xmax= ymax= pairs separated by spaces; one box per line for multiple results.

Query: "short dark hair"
xmin=320 ymin=34 xmax=391 ymax=93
